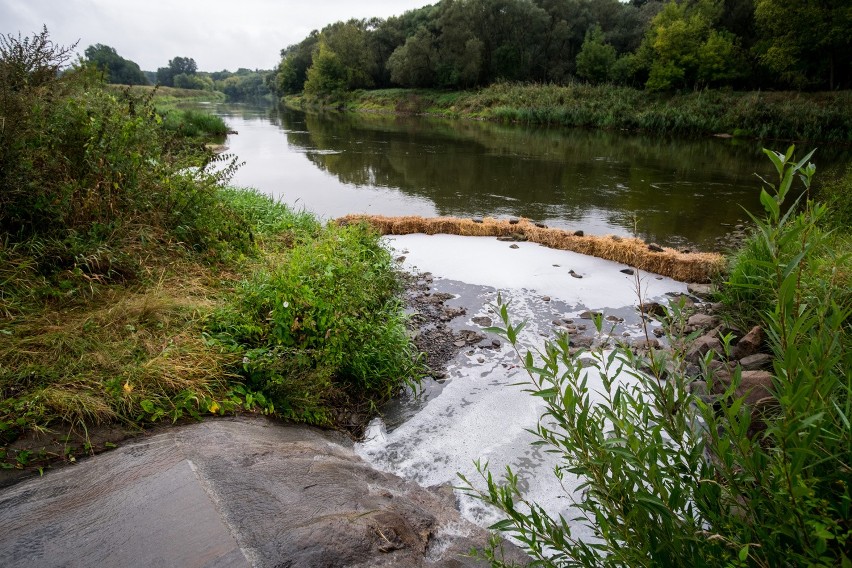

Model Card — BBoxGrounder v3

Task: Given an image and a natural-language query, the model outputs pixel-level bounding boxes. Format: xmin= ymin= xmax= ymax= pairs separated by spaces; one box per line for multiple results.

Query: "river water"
xmin=213 ymin=102 xmax=850 ymax=250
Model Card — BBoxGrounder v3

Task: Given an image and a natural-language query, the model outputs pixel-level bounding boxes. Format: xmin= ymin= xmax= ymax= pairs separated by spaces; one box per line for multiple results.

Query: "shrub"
xmin=209 ymin=221 xmax=421 ymax=424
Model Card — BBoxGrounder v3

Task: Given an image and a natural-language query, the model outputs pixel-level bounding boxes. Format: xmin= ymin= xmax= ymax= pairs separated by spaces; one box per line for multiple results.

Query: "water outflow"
xmin=355 ymin=234 xmax=688 ymax=536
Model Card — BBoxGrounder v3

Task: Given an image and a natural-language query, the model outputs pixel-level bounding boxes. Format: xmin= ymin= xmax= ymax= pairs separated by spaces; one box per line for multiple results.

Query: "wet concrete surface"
xmin=0 ymin=416 xmax=526 ymax=567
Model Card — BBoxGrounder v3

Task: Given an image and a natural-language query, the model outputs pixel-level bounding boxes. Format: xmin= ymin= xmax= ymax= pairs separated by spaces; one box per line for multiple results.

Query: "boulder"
xmin=686 ymin=333 xmax=726 ymax=364
xmin=739 ymin=353 xmax=772 ymax=371
xmin=732 ymin=326 xmax=764 ymax=360
xmin=736 ymin=371 xmax=775 ymax=405
xmin=687 ymin=313 xmax=721 ymax=330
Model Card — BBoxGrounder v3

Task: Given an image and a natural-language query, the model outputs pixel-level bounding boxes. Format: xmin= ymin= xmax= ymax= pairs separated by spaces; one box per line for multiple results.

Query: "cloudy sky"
xmin=2 ymin=0 xmax=434 ymax=72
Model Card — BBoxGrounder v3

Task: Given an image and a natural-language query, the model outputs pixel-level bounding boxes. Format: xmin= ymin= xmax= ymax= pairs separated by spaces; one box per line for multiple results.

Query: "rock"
xmin=577 ymin=357 xmax=596 ymax=368
xmin=687 ymin=283 xmax=713 ymax=298
xmin=732 ymin=326 xmax=764 ymax=360
xmin=509 ymin=244 xmax=519 ymax=249
xmin=570 ymin=336 xmax=594 ymax=349
xmin=620 ymin=268 xmax=635 ymax=276
xmin=686 ymin=333 xmax=726 ymax=364
xmin=395 ymin=256 xmax=407 ymax=263
xmin=0 ymin=418 xmax=524 ymax=567
xmin=605 ymin=315 xmax=624 ymax=323
xmin=688 ymin=380 xmax=708 ymax=396
xmin=562 ymin=319 xmax=574 ymax=325
xmin=687 ymin=313 xmax=720 ymax=330
xmin=640 ymin=302 xmax=666 ymax=318
xmin=472 ymin=217 xmax=483 ymax=223
xmin=552 ymin=319 xmax=564 ymax=327
xmin=541 ymin=295 xmax=551 ymax=302
xmin=454 ymin=340 xmax=466 ymax=347
xmin=569 ymin=270 xmax=582 ymax=279
xmin=611 ymin=235 xmax=622 ymax=242
xmin=552 ymin=264 xmax=560 ymax=267
xmin=739 ymin=353 xmax=772 ymax=371
xmin=509 ymin=217 xmax=520 ymax=225
xmin=534 ymin=222 xmax=547 ymax=228
xmin=648 ymin=243 xmax=664 ymax=253
xmin=653 ymin=328 xmax=665 ymax=338
xmin=573 ymin=230 xmax=584 ymax=237
xmin=491 ymin=339 xmax=501 ymax=348
xmin=633 ymin=339 xmax=660 ymax=350
xmin=477 ymin=357 xmax=485 ymax=363
xmin=471 ymin=316 xmax=492 ymax=327
xmin=737 ymin=371 xmax=775 ymax=405
xmin=579 ymin=310 xmax=602 ymax=320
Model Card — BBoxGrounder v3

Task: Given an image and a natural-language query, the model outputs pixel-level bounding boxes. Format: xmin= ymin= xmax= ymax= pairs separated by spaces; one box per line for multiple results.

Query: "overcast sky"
xmin=2 ymin=0 xmax=434 ymax=72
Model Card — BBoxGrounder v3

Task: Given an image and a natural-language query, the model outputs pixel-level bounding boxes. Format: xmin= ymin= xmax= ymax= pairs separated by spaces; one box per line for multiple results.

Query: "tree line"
xmin=272 ymin=0 xmax=851 ymax=98
xmin=81 ymin=45 xmax=272 ymax=101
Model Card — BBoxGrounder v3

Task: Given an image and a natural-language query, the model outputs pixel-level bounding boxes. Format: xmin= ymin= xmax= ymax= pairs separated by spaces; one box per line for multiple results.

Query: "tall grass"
xmin=319 ymin=84 xmax=852 ymax=142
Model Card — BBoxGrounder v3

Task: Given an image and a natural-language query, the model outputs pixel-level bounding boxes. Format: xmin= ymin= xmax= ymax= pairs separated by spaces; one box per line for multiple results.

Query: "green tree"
xmin=388 ymin=27 xmax=438 ymax=87
xmin=273 ymin=32 xmax=320 ymax=95
xmin=83 ymin=44 xmax=148 ymax=85
xmin=641 ymin=0 xmax=744 ymax=91
xmin=156 ymin=56 xmax=198 ymax=87
xmin=754 ymin=0 xmax=852 ymax=89
xmin=303 ymin=42 xmax=347 ymax=98
xmin=575 ymin=24 xmax=617 ymax=83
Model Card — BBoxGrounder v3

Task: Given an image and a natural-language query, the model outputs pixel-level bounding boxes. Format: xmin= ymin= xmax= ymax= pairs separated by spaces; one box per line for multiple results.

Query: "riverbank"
xmin=285 ymin=84 xmax=852 ymax=143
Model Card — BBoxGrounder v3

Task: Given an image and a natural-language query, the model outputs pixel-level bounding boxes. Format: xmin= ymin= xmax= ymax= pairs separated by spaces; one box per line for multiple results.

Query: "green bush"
xmin=0 ymin=28 xmax=247 ymax=271
xmin=463 ymin=148 xmax=852 ymax=567
xmin=209 ymin=220 xmax=421 ymax=424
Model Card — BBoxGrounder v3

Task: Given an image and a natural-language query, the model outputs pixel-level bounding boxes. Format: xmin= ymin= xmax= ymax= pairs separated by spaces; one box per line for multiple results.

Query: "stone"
xmin=491 ymin=339 xmax=501 ymax=348
xmin=732 ymin=326 xmax=764 ymax=360
xmin=569 ymin=270 xmax=582 ymax=279
xmin=579 ymin=310 xmax=602 ymax=320
xmin=739 ymin=353 xmax=772 ymax=371
xmin=640 ymin=302 xmax=666 ymax=318
xmin=541 ymin=295 xmax=551 ymax=302
xmin=687 ymin=313 xmax=720 ymax=330
xmin=633 ymin=339 xmax=660 ymax=350
xmin=653 ymin=328 xmax=665 ymax=338
xmin=508 ymin=217 xmax=520 ymax=225
xmin=686 ymin=333 xmax=726 ymax=364
xmin=472 ymin=217 xmax=484 ymax=223
xmin=477 ymin=357 xmax=485 ymax=363
xmin=620 ymin=268 xmax=635 ymax=275
xmin=605 ymin=315 xmax=624 ymax=323
xmin=573 ymin=230 xmax=584 ymax=237
xmin=687 ymin=283 xmax=713 ymax=298
xmin=570 ymin=336 xmax=594 ymax=349
xmin=509 ymin=244 xmax=519 ymax=249
xmin=737 ymin=370 xmax=775 ymax=405
xmin=454 ymin=340 xmax=466 ymax=347
xmin=534 ymin=222 xmax=547 ymax=228
xmin=395 ymin=256 xmax=407 ymax=263
xmin=0 ymin=418 xmax=523 ymax=567
xmin=471 ymin=316 xmax=492 ymax=327
xmin=648 ymin=243 xmax=664 ymax=253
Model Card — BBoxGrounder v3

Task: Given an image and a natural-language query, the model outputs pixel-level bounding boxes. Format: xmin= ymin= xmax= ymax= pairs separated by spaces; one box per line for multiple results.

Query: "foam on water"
xmin=356 ymin=233 xmax=688 ymax=537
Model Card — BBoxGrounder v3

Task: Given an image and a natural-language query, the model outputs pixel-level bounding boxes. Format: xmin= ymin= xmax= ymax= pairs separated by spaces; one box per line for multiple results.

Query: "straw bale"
xmin=337 ymin=215 xmax=725 ymax=283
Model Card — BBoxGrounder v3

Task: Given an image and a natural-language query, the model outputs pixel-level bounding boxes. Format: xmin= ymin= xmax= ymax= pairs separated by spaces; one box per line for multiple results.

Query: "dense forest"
xmin=271 ymin=0 xmax=851 ymax=97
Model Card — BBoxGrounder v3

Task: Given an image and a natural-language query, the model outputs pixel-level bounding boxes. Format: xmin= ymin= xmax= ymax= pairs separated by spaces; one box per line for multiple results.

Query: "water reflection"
xmin=213 ymin=103 xmax=850 ymax=249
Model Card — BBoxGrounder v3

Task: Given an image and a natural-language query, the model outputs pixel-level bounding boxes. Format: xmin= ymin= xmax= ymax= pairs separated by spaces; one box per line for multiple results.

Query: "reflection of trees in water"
xmin=275 ymin=107 xmax=850 ymax=247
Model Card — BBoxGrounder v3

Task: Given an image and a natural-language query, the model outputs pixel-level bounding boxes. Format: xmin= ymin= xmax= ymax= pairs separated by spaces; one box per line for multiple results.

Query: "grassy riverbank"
xmin=287 ymin=83 xmax=852 ymax=143
xmin=0 ymin=33 xmax=420 ymax=474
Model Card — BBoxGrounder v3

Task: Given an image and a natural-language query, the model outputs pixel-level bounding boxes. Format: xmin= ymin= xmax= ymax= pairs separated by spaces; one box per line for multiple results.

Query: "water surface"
xmin=212 ymin=103 xmax=850 ymax=249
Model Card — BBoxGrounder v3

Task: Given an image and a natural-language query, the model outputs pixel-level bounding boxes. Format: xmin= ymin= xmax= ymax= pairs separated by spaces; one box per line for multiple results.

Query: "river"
xmin=212 ymin=102 xmax=850 ymax=250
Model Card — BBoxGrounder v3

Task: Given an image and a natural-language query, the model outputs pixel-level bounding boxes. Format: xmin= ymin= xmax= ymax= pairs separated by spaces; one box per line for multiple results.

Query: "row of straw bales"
xmin=338 ymin=215 xmax=725 ymax=283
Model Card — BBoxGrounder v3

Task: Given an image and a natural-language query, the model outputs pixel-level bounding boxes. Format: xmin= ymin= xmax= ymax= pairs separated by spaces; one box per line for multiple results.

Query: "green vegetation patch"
xmin=0 ymin=29 xmax=421 ymax=471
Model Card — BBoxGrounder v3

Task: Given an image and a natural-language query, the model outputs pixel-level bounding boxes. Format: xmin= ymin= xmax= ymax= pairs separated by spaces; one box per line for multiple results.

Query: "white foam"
xmin=386 ymin=234 xmax=686 ymax=309
xmin=357 ymin=233 xmax=689 ymax=543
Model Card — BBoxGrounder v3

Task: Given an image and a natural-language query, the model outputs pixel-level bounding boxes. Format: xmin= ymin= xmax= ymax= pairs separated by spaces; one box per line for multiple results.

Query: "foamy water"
xmin=355 ymin=234 xmax=687 ymax=537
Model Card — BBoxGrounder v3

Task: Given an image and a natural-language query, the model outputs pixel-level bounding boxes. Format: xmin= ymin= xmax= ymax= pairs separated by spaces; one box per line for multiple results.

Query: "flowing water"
xmin=213 ymin=102 xmax=851 ymax=250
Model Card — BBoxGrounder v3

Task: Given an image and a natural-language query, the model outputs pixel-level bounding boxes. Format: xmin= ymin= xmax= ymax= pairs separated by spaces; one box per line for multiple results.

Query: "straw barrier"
xmin=337 ymin=215 xmax=725 ymax=283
